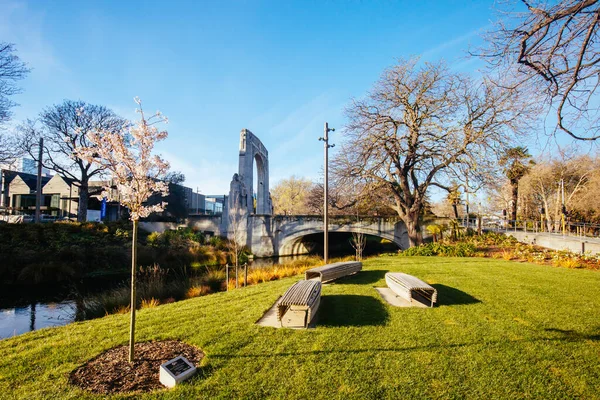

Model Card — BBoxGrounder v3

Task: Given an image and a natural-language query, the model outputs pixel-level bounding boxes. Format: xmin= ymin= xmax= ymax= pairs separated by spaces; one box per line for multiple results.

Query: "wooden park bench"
xmin=305 ymin=261 xmax=362 ymax=283
xmin=277 ymin=280 xmax=322 ymax=328
xmin=385 ymin=272 xmax=437 ymax=307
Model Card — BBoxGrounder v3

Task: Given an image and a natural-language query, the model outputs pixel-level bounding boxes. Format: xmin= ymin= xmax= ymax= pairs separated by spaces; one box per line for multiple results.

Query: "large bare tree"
xmin=19 ymin=100 xmax=126 ymax=221
xmin=479 ymin=0 xmax=600 ymax=140
xmin=333 ymin=59 xmax=532 ymax=246
xmin=0 ymin=42 xmax=30 ymax=163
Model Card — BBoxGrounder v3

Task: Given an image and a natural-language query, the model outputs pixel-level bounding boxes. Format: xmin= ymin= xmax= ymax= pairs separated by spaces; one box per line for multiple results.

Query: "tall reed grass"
xmin=77 ymin=255 xmax=353 ymax=321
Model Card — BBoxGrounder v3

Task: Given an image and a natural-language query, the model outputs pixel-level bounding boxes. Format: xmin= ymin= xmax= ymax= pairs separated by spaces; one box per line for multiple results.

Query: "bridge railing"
xmin=478 ymin=219 xmax=600 ymax=239
xmin=272 ymin=214 xmax=402 ymax=223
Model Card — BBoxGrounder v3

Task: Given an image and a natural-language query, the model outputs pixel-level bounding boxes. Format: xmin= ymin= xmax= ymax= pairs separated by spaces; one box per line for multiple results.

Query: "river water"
xmin=0 ymin=255 xmax=311 ymax=340
xmin=1 ymin=234 xmax=396 ymax=339
xmin=1 ymin=301 xmax=76 ymax=339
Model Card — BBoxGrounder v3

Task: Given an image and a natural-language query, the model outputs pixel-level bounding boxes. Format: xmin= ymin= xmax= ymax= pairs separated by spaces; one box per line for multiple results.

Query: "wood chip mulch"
xmin=69 ymin=340 xmax=204 ymax=394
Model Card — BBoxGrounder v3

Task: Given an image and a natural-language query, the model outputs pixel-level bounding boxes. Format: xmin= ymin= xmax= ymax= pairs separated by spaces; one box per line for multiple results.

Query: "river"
xmin=0 ymin=255 xmax=311 ymax=340
xmin=1 ymin=233 xmax=397 ymax=339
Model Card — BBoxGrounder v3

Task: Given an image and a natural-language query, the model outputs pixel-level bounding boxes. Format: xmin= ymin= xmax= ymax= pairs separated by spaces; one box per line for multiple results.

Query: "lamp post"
xmin=319 ymin=122 xmax=335 ymax=264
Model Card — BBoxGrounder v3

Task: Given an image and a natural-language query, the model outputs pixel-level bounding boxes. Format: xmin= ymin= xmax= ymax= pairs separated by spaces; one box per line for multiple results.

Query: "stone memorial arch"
xmin=172 ymin=127 xmax=409 ymax=257
xmin=237 ymin=129 xmax=272 ymax=215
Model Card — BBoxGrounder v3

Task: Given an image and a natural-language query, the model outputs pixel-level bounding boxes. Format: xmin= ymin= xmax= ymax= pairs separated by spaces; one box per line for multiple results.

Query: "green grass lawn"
xmin=2 ymin=256 xmax=600 ymax=399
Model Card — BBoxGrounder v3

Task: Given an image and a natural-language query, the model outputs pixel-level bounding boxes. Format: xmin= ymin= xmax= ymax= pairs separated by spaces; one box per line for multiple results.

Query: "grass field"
xmin=1 ymin=255 xmax=599 ymax=399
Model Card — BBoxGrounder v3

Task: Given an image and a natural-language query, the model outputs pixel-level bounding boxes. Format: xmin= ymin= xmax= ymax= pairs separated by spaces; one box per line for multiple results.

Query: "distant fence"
xmin=481 ymin=219 xmax=600 ymax=240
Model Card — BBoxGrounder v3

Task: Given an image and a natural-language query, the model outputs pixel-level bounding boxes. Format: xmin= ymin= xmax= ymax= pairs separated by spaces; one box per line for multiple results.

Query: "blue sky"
xmin=1 ymin=0 xmax=573 ymax=197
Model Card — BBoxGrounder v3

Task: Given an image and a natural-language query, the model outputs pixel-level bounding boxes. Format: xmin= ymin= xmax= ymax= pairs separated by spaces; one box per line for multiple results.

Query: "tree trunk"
xmin=129 ymin=219 xmax=138 ymax=363
xmin=405 ymin=216 xmax=423 ymax=247
xmin=77 ymin=179 xmax=89 ymax=222
xmin=452 ymin=204 xmax=459 ymax=219
xmin=235 ymin=258 xmax=239 ymax=289
xmin=511 ymin=179 xmax=518 ymax=226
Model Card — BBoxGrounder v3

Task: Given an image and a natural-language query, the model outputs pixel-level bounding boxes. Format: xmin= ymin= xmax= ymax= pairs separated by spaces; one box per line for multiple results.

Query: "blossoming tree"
xmin=77 ymin=97 xmax=170 ymax=362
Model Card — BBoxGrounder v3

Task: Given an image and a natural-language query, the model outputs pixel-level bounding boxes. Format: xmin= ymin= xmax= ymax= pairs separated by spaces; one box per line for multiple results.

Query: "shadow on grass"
xmin=432 ymin=284 xmax=480 ymax=306
xmin=544 ymin=327 xmax=600 ymax=341
xmin=191 ymin=363 xmax=216 ymax=382
xmin=317 ymin=294 xmax=388 ymax=327
xmin=332 ymin=270 xmax=387 ymax=285
xmin=211 ymin=332 xmax=600 ymax=360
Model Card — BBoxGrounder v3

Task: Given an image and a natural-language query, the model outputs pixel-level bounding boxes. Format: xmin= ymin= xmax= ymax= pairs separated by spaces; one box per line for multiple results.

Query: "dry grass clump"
xmin=245 ymin=256 xmax=325 ymax=285
xmin=225 ymin=255 xmax=353 ymax=289
xmin=186 ymin=285 xmax=212 ymax=299
xmin=140 ymin=298 xmax=160 ymax=309
xmin=115 ymin=305 xmax=130 ymax=314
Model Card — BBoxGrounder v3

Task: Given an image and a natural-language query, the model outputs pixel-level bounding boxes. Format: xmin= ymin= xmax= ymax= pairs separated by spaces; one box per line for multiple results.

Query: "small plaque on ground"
xmin=159 ymin=356 xmax=196 ymax=388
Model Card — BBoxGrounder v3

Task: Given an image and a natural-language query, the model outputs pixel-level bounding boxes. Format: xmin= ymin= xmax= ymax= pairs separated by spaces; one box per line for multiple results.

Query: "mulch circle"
xmin=69 ymin=340 xmax=204 ymax=394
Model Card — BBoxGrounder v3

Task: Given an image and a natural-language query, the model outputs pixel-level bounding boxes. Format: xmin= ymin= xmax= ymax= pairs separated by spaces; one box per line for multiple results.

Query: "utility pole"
xmin=464 ymin=175 xmax=469 ymax=228
xmin=35 ymin=138 xmax=43 ymax=223
xmin=561 ymin=179 xmax=566 ymax=235
xmin=319 ymin=122 xmax=335 ymax=264
xmin=196 ymin=186 xmax=199 ymax=215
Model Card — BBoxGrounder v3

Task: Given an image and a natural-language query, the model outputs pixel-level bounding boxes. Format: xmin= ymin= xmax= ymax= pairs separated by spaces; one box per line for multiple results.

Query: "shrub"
xmin=399 ymin=242 xmax=476 ymax=257
xmin=201 ymin=269 xmax=225 ymax=292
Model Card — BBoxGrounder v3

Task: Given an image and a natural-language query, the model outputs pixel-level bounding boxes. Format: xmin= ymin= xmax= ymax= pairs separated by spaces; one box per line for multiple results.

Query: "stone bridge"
xmin=141 ymin=129 xmax=409 ymax=257
xmin=152 ymin=214 xmax=407 ymax=257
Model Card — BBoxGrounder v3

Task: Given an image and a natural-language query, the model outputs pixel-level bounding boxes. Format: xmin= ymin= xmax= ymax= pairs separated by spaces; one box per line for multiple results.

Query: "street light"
xmin=319 ymin=122 xmax=335 ymax=264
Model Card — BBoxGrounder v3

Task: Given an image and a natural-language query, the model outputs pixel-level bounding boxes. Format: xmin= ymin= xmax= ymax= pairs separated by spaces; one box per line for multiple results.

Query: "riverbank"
xmin=0 ymin=255 xmax=331 ymax=338
xmin=0 ymin=222 xmax=242 ymax=287
xmin=2 ymin=255 xmax=599 ymax=398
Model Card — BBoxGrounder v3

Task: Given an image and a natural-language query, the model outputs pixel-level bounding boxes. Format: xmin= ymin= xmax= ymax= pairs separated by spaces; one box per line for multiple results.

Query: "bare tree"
xmin=19 ymin=100 xmax=126 ymax=221
xmin=478 ymin=0 xmax=600 ymax=140
xmin=350 ymin=230 xmax=366 ymax=261
xmin=0 ymin=43 xmax=30 ymax=126
xmin=334 ymin=59 xmax=532 ymax=246
xmin=0 ymin=43 xmax=30 ymax=163
xmin=519 ymin=149 xmax=595 ymax=230
xmin=569 ymin=156 xmax=600 ymax=223
xmin=228 ymin=208 xmax=249 ymax=288
xmin=306 ymin=179 xmax=396 ymax=216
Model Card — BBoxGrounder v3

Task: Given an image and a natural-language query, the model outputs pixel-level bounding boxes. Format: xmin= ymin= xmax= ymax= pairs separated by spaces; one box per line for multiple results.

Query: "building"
xmin=187 ymin=189 xmax=205 ymax=215
xmin=40 ymin=174 xmax=80 ymax=219
xmin=0 ymin=157 xmax=52 ymax=176
xmin=1 ymin=171 xmax=121 ymax=221
xmin=1 ymin=166 xmax=213 ymax=221
xmin=204 ymin=195 xmax=225 ymax=215
xmin=2 ymin=171 xmax=52 ymax=213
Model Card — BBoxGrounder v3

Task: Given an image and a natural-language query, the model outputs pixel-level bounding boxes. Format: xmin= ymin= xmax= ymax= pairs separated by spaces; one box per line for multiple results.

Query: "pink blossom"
xmin=74 ymin=98 xmax=170 ymax=221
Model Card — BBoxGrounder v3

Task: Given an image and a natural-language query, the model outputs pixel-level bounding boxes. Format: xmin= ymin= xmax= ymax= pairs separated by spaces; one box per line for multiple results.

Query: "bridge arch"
xmin=273 ymin=216 xmax=409 ymax=257
xmin=278 ymin=229 xmax=402 ymax=256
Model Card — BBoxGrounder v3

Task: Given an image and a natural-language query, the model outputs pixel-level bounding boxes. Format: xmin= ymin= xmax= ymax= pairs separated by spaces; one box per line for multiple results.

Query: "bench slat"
xmin=305 ymin=261 xmax=362 ymax=282
xmin=385 ymin=272 xmax=437 ymax=307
